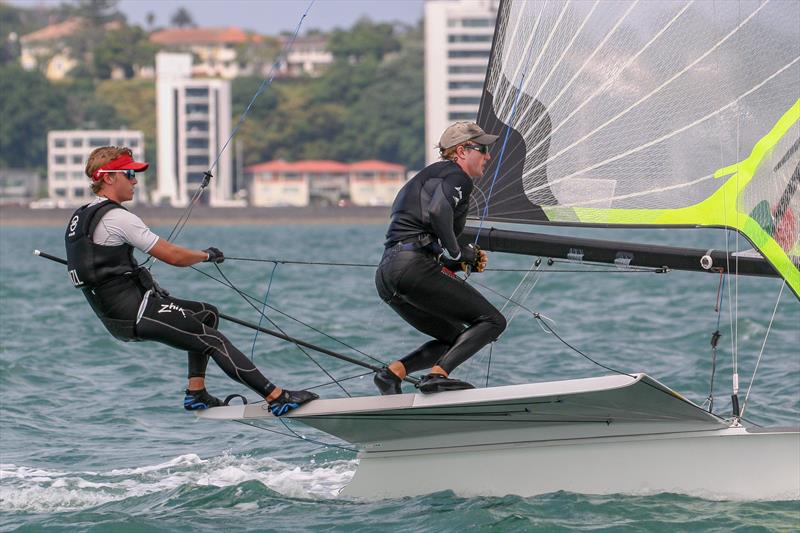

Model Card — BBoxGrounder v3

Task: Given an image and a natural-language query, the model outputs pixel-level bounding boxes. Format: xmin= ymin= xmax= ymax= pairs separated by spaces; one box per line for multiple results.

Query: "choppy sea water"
xmin=1 ymin=222 xmax=798 ymax=532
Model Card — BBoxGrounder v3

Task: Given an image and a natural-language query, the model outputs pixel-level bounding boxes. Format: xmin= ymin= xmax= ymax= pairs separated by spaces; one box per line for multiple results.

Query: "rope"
xmin=190 ymin=265 xmax=386 ymax=365
xmin=473 ymin=24 xmax=538 ymax=243
xmin=250 ymin=262 xmax=279 ymax=359
xmin=224 ymin=255 xmax=663 ymax=273
xmin=232 ymin=418 xmax=357 ymax=454
xmin=211 ymin=263 xmax=352 ymax=397
xmin=741 ymin=281 xmax=785 ymax=418
xmin=157 ymin=1 xmax=316 ymax=246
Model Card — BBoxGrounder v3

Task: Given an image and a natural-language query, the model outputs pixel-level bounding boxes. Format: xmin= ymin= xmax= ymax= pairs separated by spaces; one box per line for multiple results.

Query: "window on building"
xmin=448 ymin=50 xmax=490 ymax=59
xmin=187 ymin=155 xmax=208 ymax=166
xmin=449 ymin=80 xmax=485 ymax=90
xmin=187 ymin=172 xmax=207 ymax=183
xmin=129 ymin=139 xmax=139 ymax=147
xmin=448 ymin=34 xmax=492 ymax=43
xmin=54 ymin=155 xmax=66 ymax=164
xmin=54 ymin=172 xmax=67 ymax=180
xmin=186 ymin=138 xmax=209 ymax=149
xmin=71 ymin=138 xmax=83 ymax=147
xmin=54 ymin=139 xmax=66 ymax=148
xmin=462 ymin=18 xmax=493 ymax=27
xmin=74 ymin=188 xmax=85 ymax=197
xmin=185 ymin=87 xmax=209 ymax=97
xmin=187 ymin=121 xmax=209 ymax=132
xmin=448 ymin=112 xmax=476 ymax=120
xmin=448 ymin=65 xmax=487 ymax=74
xmin=72 ymin=171 xmax=84 ymax=179
xmin=72 ymin=155 xmax=83 ymax=164
xmin=89 ymin=138 xmax=110 ymax=147
xmin=449 ymin=96 xmax=482 ymax=105
xmin=54 ymin=188 xmax=66 ymax=197
xmin=186 ymin=104 xmax=209 ymax=114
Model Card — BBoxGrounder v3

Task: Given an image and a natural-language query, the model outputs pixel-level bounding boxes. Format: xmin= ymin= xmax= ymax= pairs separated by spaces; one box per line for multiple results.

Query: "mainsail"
xmin=475 ymin=0 xmax=800 ymax=297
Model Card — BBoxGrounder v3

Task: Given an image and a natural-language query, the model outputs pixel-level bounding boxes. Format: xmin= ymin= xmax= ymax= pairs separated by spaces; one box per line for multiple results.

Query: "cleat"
xmin=268 ymin=389 xmax=318 ymax=417
xmin=417 ymin=374 xmax=475 ymax=394
xmin=373 ymin=367 xmax=402 ymax=395
xmin=184 ymin=388 xmax=222 ymax=410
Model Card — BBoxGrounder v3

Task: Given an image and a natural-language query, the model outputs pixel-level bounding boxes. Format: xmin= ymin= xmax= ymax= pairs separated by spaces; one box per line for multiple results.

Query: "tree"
xmin=93 ymin=25 xmax=156 ymax=79
xmin=145 ymin=11 xmax=156 ymax=30
xmin=170 ymin=7 xmax=195 ymax=28
xmin=327 ymin=18 xmax=401 ymax=63
xmin=0 ymin=65 xmax=72 ymax=169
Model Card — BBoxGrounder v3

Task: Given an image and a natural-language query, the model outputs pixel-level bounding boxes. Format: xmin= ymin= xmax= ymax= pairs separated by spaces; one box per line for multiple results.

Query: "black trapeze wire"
xmin=210 ymin=263 xmax=353 ymax=397
xmin=231 ymin=419 xmax=357 ymax=454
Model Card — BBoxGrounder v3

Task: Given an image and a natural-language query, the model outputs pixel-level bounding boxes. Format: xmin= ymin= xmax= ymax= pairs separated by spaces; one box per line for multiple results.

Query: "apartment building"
xmin=154 ymin=52 xmax=233 ymax=206
xmin=150 ymin=27 xmax=263 ymax=79
xmin=425 ymin=0 xmax=499 ymax=164
xmin=47 ymin=130 xmax=145 ymax=206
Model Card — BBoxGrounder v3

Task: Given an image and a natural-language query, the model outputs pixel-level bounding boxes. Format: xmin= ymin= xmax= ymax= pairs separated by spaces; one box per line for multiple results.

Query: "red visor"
xmin=92 ymin=154 xmax=149 ymax=181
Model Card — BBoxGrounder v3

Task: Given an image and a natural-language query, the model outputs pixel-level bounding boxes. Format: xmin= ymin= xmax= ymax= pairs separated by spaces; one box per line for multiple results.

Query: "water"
xmin=1 ymin=222 xmax=798 ymax=532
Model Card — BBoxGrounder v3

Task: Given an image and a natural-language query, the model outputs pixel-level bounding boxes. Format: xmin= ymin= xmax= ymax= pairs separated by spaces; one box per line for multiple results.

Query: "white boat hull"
xmin=344 ymin=426 xmax=800 ymax=500
xmin=199 ymin=373 xmax=800 ymax=500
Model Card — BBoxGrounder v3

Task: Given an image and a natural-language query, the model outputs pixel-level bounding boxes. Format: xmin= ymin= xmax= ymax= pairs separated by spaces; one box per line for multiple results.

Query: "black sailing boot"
xmin=373 ymin=367 xmax=402 ymax=395
xmin=184 ymin=388 xmax=222 ymax=410
xmin=417 ymin=374 xmax=475 ymax=394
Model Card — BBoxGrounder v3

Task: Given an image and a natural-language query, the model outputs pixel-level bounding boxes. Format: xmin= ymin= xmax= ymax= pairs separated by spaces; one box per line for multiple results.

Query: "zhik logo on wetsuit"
xmin=158 ymin=302 xmax=187 ymax=318
xmin=452 ymin=186 xmax=463 ymax=206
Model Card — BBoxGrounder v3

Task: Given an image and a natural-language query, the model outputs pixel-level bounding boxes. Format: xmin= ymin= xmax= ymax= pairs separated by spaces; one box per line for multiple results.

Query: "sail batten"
xmin=476 ymin=0 xmax=800 ymax=297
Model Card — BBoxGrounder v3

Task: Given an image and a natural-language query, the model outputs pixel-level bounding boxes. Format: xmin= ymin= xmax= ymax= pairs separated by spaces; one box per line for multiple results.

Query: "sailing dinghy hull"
xmin=198 ymin=374 xmax=800 ymax=500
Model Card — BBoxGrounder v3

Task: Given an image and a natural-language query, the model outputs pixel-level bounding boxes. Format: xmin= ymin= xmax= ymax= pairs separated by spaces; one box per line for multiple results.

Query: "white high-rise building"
xmin=154 ymin=52 xmax=233 ymax=206
xmin=47 ymin=129 xmax=145 ymax=207
xmin=425 ymin=0 xmax=499 ymax=164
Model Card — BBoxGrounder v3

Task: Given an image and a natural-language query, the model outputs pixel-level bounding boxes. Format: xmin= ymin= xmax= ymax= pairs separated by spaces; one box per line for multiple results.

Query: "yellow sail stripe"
xmin=543 ymin=99 xmax=800 ymax=297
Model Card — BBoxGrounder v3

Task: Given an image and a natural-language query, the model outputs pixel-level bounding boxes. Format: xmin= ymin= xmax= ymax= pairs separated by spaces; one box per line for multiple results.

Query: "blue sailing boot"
xmin=184 ymin=388 xmax=222 ymax=410
xmin=268 ymin=389 xmax=319 ymax=417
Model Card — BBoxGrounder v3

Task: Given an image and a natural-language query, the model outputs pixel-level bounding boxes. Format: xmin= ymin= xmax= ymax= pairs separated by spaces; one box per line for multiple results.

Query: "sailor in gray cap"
xmin=373 ymin=122 xmax=506 ymax=394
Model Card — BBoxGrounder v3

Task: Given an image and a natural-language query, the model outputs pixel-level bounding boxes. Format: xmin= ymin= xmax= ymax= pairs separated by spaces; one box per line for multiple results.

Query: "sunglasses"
xmin=96 ymin=169 xmax=137 ymax=180
xmin=463 ymin=143 xmax=490 ymax=155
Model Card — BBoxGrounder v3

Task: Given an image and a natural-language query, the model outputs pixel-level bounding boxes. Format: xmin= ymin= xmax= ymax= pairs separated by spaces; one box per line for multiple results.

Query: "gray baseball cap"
xmin=438 ymin=121 xmax=499 ymax=150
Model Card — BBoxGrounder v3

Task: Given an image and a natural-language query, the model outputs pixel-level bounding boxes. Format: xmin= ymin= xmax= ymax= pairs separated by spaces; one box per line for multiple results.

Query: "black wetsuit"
xmin=65 ymin=200 xmax=276 ymax=398
xmin=375 ymin=160 xmax=506 ymax=375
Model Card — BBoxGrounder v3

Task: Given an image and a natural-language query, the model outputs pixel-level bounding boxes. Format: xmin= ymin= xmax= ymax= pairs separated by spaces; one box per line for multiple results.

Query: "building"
xmin=246 ymin=159 xmax=407 ymax=207
xmin=278 ymin=35 xmax=333 ymax=77
xmin=46 ymin=130 xmax=145 ymax=207
xmin=425 ymin=0 xmax=499 ymax=164
xmin=0 ymin=169 xmax=41 ymax=206
xmin=19 ymin=17 xmax=125 ymax=80
xmin=348 ymin=160 xmax=407 ymax=206
xmin=154 ymin=52 xmax=233 ymax=207
xmin=150 ymin=27 xmax=265 ymax=79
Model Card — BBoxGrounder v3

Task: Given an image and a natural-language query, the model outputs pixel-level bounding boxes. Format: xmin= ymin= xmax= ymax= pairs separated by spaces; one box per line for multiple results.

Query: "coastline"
xmin=0 ymin=205 xmax=391 ymax=227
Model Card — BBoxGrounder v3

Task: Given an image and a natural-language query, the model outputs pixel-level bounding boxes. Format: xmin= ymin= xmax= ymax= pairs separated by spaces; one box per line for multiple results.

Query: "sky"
xmin=9 ymin=0 xmax=425 ymax=34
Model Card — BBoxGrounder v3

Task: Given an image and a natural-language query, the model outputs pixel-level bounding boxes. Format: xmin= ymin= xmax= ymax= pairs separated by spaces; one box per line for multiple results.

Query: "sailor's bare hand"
xmin=475 ymin=249 xmax=488 ymax=272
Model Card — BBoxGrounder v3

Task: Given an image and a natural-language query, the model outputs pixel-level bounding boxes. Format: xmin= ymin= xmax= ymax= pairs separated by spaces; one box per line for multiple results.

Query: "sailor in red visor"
xmin=65 ymin=146 xmax=317 ymax=415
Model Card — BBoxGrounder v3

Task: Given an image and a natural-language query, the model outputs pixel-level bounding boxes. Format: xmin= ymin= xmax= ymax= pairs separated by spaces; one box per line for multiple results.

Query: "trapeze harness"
xmin=64 ymin=199 xmax=277 ymax=398
xmin=375 ymin=160 xmax=506 ymax=375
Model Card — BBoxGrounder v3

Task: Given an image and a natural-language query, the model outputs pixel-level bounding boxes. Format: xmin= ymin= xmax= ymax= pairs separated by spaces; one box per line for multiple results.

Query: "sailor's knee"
xmin=488 ymin=311 xmax=506 ymax=339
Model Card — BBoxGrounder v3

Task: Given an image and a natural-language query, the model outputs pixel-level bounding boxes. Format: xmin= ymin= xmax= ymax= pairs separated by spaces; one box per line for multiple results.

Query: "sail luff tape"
xmin=700 ymin=249 xmax=715 ymax=270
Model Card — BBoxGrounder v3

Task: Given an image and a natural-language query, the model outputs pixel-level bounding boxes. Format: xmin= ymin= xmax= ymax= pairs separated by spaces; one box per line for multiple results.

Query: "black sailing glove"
xmin=203 ymin=247 xmax=225 ymax=264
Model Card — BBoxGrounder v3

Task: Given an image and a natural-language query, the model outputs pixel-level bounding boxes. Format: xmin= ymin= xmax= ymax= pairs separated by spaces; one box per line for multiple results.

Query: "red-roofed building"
xmin=246 ymin=159 xmax=407 ymax=207
xmin=149 ymin=27 xmax=266 ymax=79
xmin=19 ymin=17 xmax=123 ymax=80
